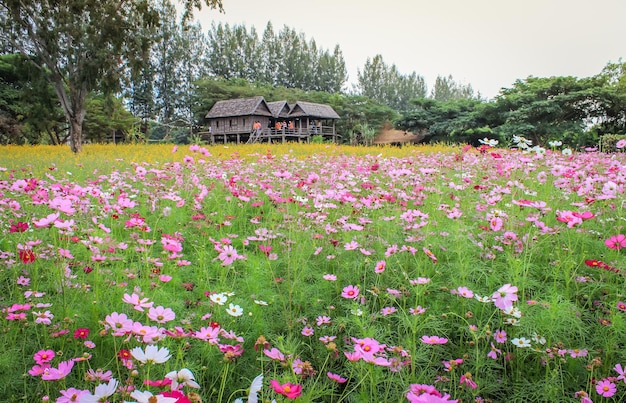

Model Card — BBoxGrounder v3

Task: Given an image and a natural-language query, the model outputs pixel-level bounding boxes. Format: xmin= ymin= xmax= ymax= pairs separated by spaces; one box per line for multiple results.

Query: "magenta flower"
xmin=34 ymin=349 xmax=55 ymax=365
xmin=269 ymin=380 xmax=302 ymax=399
xmin=605 ymin=234 xmax=626 ymax=250
xmin=421 ymin=335 xmax=448 ymax=345
xmin=341 ymin=285 xmax=360 ymax=299
xmin=616 ymin=139 xmax=626 ymax=149
xmin=596 ymin=379 xmax=616 ymax=397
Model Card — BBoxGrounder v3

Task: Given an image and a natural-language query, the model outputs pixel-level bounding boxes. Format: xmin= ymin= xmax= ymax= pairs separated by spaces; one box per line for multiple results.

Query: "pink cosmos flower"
xmin=316 ymin=316 xmax=331 ymax=326
xmin=269 ymin=380 xmax=302 ymax=399
xmin=459 ymin=373 xmax=477 ymax=389
xmin=454 ymin=286 xmax=474 ymax=299
xmin=34 ymin=349 xmax=55 ymax=365
xmin=494 ymin=330 xmax=507 ymax=344
xmin=381 ymin=306 xmax=397 ymax=316
xmin=217 ymin=244 xmax=241 ymax=266
xmin=421 ymin=335 xmax=448 ymax=345
xmin=323 ymin=274 xmax=337 ymax=281
xmin=105 ymin=312 xmax=133 ymax=336
xmin=57 ymin=388 xmax=89 ymax=403
xmin=263 ymin=348 xmax=285 ymax=362
xmin=122 ymin=293 xmax=154 ymax=312
xmin=147 ymin=306 xmax=176 ymax=324
xmin=614 ymin=363 xmax=626 ymax=383
xmin=492 ymin=284 xmax=518 ymax=310
xmin=341 ymin=285 xmax=359 ymax=299
xmin=33 ymin=310 xmax=54 ymax=325
xmin=616 ymin=139 xmax=626 ymax=149
xmin=301 ymin=326 xmax=314 ymax=336
xmin=327 ymin=372 xmax=347 ymax=383
xmin=605 ymin=234 xmax=626 ymax=250
xmin=487 ymin=342 xmax=501 ymax=360
xmin=374 ymin=260 xmax=386 ymax=273
xmin=28 ymin=364 xmax=50 ymax=377
xmin=409 ymin=306 xmax=426 ymax=315
xmin=596 ymin=379 xmax=616 ymax=397
xmin=41 ymin=360 xmax=74 ymax=381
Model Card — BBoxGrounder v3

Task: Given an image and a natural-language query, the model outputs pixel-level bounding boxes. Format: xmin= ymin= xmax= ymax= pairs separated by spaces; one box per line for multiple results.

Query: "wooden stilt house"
xmin=202 ymin=96 xmax=340 ymax=144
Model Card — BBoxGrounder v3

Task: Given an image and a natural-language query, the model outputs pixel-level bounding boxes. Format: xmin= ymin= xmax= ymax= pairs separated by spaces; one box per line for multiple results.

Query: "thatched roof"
xmin=267 ymin=101 xmax=291 ymax=118
xmin=205 ymin=96 xmax=274 ymax=119
xmin=373 ymin=129 xmax=425 ymax=145
xmin=288 ymin=101 xmax=340 ymax=119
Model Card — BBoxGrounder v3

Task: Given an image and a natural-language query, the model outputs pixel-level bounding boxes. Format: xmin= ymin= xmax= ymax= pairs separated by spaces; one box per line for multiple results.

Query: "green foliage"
xmin=82 ymin=94 xmax=136 ymax=143
xmin=599 ymin=133 xmax=626 ymax=152
xmin=205 ymin=22 xmax=347 ymax=93
xmin=0 ymin=53 xmax=65 ymax=145
xmin=356 ymin=54 xmax=427 ymax=112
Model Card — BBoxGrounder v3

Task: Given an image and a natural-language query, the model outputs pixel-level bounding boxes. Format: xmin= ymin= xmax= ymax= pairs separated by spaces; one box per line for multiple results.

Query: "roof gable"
xmin=205 ymin=96 xmax=274 ymax=119
xmin=267 ymin=101 xmax=291 ymax=118
xmin=288 ymin=101 xmax=340 ymax=119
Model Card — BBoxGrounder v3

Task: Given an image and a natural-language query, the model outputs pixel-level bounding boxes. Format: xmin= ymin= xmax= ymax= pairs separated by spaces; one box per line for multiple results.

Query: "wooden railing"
xmin=197 ymin=127 xmax=339 ymax=145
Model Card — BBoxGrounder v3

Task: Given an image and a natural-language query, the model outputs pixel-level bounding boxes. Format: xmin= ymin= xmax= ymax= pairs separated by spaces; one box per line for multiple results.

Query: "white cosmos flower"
xmin=165 ymin=368 xmax=200 ymax=390
xmin=210 ymin=293 xmax=228 ymax=305
xmin=226 ymin=303 xmax=243 ymax=317
xmin=79 ymin=378 xmax=119 ymax=402
xmin=511 ymin=337 xmax=531 ymax=348
xmin=130 ymin=390 xmax=177 ymax=403
xmin=130 ymin=344 xmax=171 ymax=364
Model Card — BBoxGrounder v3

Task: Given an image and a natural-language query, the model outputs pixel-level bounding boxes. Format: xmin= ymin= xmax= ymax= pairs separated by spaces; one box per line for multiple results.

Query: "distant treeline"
xmin=1 ymin=0 xmax=624 ymax=149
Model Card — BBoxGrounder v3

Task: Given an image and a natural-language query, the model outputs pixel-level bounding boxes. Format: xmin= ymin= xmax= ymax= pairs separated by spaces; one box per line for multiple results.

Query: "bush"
xmin=600 ymin=133 xmax=626 ymax=152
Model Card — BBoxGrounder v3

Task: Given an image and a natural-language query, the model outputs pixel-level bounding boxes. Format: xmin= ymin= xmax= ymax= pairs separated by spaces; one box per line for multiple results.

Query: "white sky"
xmin=191 ymin=0 xmax=626 ymax=100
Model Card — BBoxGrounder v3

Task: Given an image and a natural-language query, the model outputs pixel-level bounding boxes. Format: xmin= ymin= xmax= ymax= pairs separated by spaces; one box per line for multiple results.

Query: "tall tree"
xmin=430 ymin=74 xmax=475 ymax=101
xmin=356 ymin=54 xmax=427 ymax=111
xmin=0 ymin=0 xmax=223 ymax=153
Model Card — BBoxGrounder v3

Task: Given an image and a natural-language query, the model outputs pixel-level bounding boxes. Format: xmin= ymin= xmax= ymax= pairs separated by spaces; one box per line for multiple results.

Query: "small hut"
xmin=204 ymin=96 xmax=274 ymax=144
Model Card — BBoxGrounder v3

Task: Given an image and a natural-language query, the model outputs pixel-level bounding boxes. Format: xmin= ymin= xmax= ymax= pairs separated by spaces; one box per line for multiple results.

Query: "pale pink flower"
xmin=327 ymin=372 xmax=347 ymax=383
xmin=341 ymin=285 xmax=359 ymax=299
xmin=105 ymin=312 xmax=133 ymax=336
xmin=263 ymin=347 xmax=285 ymax=361
xmin=492 ymin=284 xmax=518 ymax=310
xmin=122 ymin=293 xmax=153 ymax=312
xmin=147 ymin=306 xmax=176 ymax=324
xmin=421 ymin=335 xmax=448 ymax=345
xmin=41 ymin=360 xmax=74 ymax=380
xmin=57 ymin=388 xmax=89 ymax=403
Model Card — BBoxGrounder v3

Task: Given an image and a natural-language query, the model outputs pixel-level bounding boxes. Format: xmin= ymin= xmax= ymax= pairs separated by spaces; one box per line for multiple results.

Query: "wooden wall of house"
xmin=209 ymin=116 xmax=272 ymax=134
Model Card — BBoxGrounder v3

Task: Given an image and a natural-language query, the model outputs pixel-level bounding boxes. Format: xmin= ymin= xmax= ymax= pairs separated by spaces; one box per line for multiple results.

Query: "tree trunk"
xmin=69 ymin=116 xmax=83 ymax=153
xmin=50 ymin=73 xmax=87 ymax=153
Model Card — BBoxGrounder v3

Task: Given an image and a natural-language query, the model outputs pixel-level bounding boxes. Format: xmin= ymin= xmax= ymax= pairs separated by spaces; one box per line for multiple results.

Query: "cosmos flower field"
xmin=1 ymin=143 xmax=625 ymax=403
